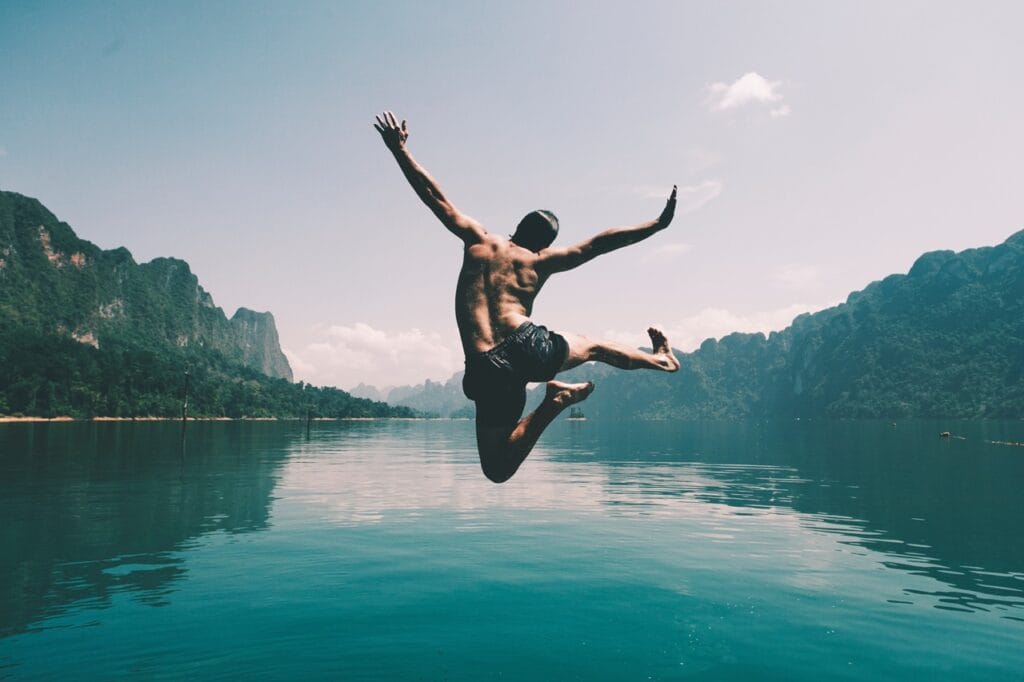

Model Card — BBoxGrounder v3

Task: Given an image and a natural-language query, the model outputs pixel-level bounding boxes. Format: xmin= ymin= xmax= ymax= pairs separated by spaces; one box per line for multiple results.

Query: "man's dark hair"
xmin=511 ymin=210 xmax=559 ymax=252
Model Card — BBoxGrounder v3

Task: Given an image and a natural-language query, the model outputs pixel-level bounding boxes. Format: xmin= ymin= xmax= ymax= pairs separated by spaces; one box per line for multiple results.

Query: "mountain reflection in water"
xmin=0 ymin=422 xmax=292 ymax=636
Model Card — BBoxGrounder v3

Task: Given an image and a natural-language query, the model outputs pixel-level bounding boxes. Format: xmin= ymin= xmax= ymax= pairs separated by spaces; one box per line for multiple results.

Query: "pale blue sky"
xmin=2 ymin=1 xmax=1022 ymax=388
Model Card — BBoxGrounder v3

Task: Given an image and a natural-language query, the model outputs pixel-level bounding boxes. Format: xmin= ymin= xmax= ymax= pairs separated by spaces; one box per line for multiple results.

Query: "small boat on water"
xmin=567 ymin=407 xmax=586 ymax=421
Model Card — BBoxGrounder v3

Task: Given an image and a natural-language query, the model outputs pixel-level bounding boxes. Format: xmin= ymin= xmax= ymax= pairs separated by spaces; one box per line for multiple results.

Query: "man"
xmin=374 ymin=111 xmax=680 ymax=483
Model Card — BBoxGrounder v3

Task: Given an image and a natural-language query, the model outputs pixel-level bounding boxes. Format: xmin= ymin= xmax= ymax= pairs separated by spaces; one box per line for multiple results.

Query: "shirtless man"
xmin=374 ymin=111 xmax=680 ymax=483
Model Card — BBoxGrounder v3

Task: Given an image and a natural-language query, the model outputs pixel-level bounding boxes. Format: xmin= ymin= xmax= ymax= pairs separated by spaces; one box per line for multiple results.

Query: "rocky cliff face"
xmin=0 ymin=191 xmax=293 ymax=380
xmin=230 ymin=308 xmax=293 ymax=381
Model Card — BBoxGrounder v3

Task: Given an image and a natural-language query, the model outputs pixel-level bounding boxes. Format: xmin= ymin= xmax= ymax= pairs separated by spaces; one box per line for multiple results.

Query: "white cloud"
xmin=707 ymin=72 xmax=787 ymax=114
xmin=601 ymin=301 xmax=836 ymax=353
xmin=773 ymin=264 xmax=820 ymax=287
xmin=285 ymin=322 xmax=461 ymax=390
xmin=679 ymin=180 xmax=723 ymax=213
xmin=282 ymin=347 xmax=316 ymax=378
xmin=682 ymin=148 xmax=722 ymax=175
xmin=643 ymin=242 xmax=694 ymax=263
xmin=637 ymin=180 xmax=723 ymax=214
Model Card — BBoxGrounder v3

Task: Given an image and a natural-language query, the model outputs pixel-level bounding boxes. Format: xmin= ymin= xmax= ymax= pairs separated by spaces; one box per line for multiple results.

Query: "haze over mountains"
xmin=350 ymin=375 xmax=474 ymax=418
xmin=360 ymin=230 xmax=1024 ymax=419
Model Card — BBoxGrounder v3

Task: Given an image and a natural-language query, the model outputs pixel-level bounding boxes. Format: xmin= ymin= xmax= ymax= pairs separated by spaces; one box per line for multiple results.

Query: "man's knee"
xmin=476 ymin=427 xmax=515 ymax=484
xmin=479 ymin=452 xmax=513 ymax=483
xmin=481 ymin=463 xmax=513 ymax=484
xmin=589 ymin=342 xmax=619 ymax=365
xmin=562 ymin=333 xmax=597 ymax=368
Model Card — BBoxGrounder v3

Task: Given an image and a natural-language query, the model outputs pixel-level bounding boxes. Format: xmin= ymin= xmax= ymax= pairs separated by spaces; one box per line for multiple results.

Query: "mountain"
xmin=0 ymin=191 xmax=291 ymax=380
xmin=550 ymin=230 xmax=1024 ymax=419
xmin=394 ymin=230 xmax=1024 ymax=420
xmin=348 ymin=382 xmax=387 ymax=402
xmin=230 ymin=307 xmax=293 ymax=380
xmin=350 ymin=373 xmax=474 ymax=418
xmin=0 ymin=190 xmax=412 ymax=419
xmin=386 ymin=373 xmax=474 ymax=418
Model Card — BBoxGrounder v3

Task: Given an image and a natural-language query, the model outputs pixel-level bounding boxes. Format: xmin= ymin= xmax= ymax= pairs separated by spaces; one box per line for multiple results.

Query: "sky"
xmin=2 ymin=1 xmax=1022 ymax=389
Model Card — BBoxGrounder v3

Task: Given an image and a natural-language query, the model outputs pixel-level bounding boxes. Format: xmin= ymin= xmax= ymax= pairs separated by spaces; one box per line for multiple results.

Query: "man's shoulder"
xmin=468 ymin=233 xmax=510 ymax=253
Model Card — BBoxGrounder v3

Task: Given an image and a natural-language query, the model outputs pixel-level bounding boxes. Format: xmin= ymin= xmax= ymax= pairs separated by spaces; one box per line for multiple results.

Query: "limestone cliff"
xmin=0 ymin=190 xmax=293 ymax=380
xmin=230 ymin=308 xmax=293 ymax=382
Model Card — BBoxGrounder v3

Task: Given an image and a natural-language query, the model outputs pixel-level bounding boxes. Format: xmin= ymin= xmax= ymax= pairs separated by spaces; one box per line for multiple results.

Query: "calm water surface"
xmin=1 ymin=420 xmax=1022 ymax=680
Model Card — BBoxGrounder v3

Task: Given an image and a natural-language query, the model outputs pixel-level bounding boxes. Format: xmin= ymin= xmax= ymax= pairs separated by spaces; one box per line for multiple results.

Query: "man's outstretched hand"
xmin=374 ymin=111 xmax=408 ymax=151
xmin=657 ymin=185 xmax=677 ymax=229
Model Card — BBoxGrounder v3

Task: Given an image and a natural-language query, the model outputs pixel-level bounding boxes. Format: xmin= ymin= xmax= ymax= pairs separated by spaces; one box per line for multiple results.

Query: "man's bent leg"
xmin=559 ymin=327 xmax=680 ymax=373
xmin=475 ymin=380 xmax=595 ymax=483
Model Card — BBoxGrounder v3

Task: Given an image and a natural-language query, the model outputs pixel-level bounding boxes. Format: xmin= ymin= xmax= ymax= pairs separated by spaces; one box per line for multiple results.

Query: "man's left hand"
xmin=657 ymin=185 xmax=677 ymax=228
xmin=374 ymin=111 xmax=408 ymax=151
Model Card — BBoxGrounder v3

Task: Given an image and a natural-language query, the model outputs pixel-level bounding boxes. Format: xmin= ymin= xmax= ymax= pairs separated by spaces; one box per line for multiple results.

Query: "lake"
xmin=1 ymin=419 xmax=1022 ymax=680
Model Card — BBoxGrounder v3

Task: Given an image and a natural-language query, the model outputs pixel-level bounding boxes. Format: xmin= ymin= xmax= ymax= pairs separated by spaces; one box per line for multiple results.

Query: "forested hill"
xmin=0 ymin=191 xmax=291 ymax=379
xmin=555 ymin=230 xmax=1024 ymax=419
xmin=0 ymin=190 xmax=412 ymax=419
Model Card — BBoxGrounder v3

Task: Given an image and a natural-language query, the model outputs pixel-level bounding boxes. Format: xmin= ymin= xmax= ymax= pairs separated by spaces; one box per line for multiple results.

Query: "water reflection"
xmin=0 ymin=422 xmax=297 ymax=636
xmin=2 ymin=418 xmax=1022 ymax=640
xmin=282 ymin=419 xmax=1024 ymax=621
xmin=553 ymin=419 xmax=1024 ymax=621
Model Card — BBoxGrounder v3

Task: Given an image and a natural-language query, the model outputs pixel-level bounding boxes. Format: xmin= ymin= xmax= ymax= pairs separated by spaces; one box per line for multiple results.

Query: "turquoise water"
xmin=1 ymin=420 xmax=1022 ymax=680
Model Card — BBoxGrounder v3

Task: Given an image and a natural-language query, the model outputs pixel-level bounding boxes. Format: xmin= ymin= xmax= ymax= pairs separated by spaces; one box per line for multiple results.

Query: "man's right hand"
xmin=374 ymin=111 xmax=408 ymax=151
xmin=657 ymin=185 xmax=677 ymax=229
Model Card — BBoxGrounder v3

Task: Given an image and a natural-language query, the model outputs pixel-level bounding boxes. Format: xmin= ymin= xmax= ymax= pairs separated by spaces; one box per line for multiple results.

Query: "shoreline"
xmin=0 ymin=416 xmax=438 ymax=423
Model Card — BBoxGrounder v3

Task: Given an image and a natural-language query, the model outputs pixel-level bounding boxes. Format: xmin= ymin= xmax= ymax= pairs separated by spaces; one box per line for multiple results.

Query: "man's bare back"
xmin=375 ymin=110 xmax=680 ymax=483
xmin=456 ymin=234 xmax=547 ymax=354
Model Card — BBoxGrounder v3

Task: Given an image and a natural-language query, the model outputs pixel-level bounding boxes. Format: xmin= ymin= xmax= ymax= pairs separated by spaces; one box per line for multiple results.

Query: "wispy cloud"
xmin=284 ymin=322 xmax=461 ymax=389
xmin=601 ymin=301 xmax=837 ymax=353
xmin=773 ymin=264 xmax=820 ymax=287
xmin=643 ymin=242 xmax=694 ymax=263
xmin=706 ymin=72 xmax=789 ymax=116
xmin=636 ymin=180 xmax=723 ymax=214
xmin=682 ymin=148 xmax=722 ymax=175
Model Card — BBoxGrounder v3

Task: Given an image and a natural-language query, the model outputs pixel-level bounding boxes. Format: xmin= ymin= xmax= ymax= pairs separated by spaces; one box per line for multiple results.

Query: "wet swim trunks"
xmin=462 ymin=322 xmax=569 ymax=427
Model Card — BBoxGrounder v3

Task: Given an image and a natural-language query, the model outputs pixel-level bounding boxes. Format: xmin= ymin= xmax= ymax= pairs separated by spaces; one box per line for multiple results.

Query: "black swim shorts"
xmin=462 ymin=322 xmax=569 ymax=427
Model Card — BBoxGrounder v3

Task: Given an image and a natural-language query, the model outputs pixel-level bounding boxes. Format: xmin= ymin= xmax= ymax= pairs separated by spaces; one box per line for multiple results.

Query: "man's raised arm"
xmin=374 ymin=111 xmax=485 ymax=245
xmin=537 ymin=186 xmax=677 ymax=274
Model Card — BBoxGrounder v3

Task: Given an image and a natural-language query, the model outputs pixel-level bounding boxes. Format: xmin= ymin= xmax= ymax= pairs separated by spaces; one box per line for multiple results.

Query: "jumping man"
xmin=374 ymin=111 xmax=680 ymax=483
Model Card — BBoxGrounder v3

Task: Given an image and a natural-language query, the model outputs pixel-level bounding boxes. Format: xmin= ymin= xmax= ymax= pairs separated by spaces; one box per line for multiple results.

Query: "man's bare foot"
xmin=647 ymin=327 xmax=681 ymax=372
xmin=546 ymin=380 xmax=595 ymax=408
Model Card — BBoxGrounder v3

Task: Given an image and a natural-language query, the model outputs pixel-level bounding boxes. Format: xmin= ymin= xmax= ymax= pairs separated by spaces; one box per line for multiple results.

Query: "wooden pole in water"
xmin=180 ymin=369 xmax=190 ymax=445
xmin=181 ymin=369 xmax=190 ymax=420
xmin=304 ymin=383 xmax=312 ymax=439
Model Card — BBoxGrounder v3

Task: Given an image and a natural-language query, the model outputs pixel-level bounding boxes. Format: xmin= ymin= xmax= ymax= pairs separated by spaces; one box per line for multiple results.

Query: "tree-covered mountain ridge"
xmin=0 ymin=190 xmax=291 ymax=380
xmin=0 ymin=190 xmax=412 ymax=419
xmin=370 ymin=230 xmax=1024 ymax=419
xmin=556 ymin=228 xmax=1024 ymax=419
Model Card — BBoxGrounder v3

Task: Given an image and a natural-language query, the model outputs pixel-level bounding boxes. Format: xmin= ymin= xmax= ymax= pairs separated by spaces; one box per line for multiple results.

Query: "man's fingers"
xmin=386 ymin=111 xmax=398 ymax=127
xmin=375 ymin=115 xmax=386 ymax=128
xmin=401 ymin=119 xmax=407 ymax=132
xmin=373 ymin=123 xmax=384 ymax=134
